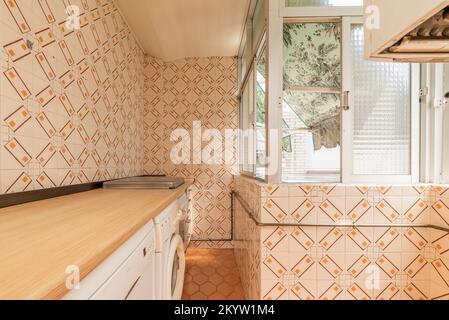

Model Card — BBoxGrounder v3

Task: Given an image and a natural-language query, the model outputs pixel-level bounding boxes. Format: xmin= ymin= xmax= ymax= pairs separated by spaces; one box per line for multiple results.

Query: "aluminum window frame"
xmin=280 ymin=0 xmax=364 ymax=18
xmin=239 ymin=0 xmax=269 ymax=181
xmin=266 ymin=2 xmax=421 ymax=184
xmin=421 ymin=63 xmax=449 ymax=184
xmin=341 ymin=17 xmax=421 ymax=184
xmin=443 ymin=65 xmax=449 ymax=183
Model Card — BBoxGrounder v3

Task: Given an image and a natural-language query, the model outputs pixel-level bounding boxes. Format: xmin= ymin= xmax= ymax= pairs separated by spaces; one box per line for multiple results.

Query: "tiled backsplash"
xmin=0 ymin=1 xmax=238 ymax=247
xmin=233 ymin=175 xmax=449 ymax=300
xmin=0 ymin=0 xmax=145 ymax=194
xmin=259 ymin=184 xmax=434 ymax=226
xmin=144 ymin=56 xmax=238 ymax=243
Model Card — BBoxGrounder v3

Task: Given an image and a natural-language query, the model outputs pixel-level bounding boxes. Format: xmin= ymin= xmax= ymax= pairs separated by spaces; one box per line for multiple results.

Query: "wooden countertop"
xmin=0 ymin=183 xmax=191 ymax=300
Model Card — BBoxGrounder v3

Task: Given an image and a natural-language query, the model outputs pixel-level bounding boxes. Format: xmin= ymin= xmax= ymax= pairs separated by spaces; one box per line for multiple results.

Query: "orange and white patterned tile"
xmin=0 ymin=0 xmax=145 ymax=195
xmin=431 ymin=198 xmax=449 ymax=228
xmin=346 ymin=196 xmax=372 ymax=224
xmin=261 ymin=184 xmax=288 ymax=198
xmin=403 ymin=197 xmax=431 ymax=225
xmin=430 ymin=281 xmax=449 ymax=300
xmin=144 ymin=56 xmax=238 ymax=243
xmin=234 ymin=180 xmax=448 ymax=300
xmin=233 ymin=197 xmax=261 ymax=300
xmin=261 ymin=197 xmax=289 ymax=223
xmin=318 ymin=197 xmax=345 ymax=224
xmin=288 ymin=197 xmax=317 ymax=224
xmin=374 ymin=197 xmax=402 ymax=224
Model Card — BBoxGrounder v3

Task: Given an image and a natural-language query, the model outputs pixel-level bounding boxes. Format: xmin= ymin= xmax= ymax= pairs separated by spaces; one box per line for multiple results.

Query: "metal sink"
xmin=103 ymin=176 xmax=185 ymax=190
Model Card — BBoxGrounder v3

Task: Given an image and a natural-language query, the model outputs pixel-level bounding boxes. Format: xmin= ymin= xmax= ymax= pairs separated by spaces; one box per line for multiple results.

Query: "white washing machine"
xmin=64 ymin=220 xmax=156 ymax=300
xmin=125 ymin=222 xmax=156 ymax=300
xmin=178 ymin=190 xmax=192 ymax=249
xmin=154 ymin=196 xmax=187 ymax=300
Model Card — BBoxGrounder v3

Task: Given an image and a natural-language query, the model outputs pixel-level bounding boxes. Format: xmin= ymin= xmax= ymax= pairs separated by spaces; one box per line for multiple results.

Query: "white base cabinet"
xmin=63 ymin=220 xmax=156 ymax=300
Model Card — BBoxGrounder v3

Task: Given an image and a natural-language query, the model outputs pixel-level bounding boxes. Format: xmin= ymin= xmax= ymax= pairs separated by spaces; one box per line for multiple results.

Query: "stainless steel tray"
xmin=103 ymin=176 xmax=185 ymax=189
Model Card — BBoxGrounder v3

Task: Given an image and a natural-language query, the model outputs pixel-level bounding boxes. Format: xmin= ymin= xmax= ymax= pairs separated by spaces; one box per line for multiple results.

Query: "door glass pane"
xmin=286 ymin=0 xmax=363 ymax=6
xmin=282 ymin=22 xmax=341 ymax=182
xmin=351 ymin=25 xmax=411 ymax=175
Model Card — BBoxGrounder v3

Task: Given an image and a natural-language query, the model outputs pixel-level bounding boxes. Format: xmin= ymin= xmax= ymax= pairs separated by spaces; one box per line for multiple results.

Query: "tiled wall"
xmin=430 ymin=187 xmax=449 ymax=299
xmin=233 ymin=175 xmax=449 ymax=300
xmin=234 ymin=190 xmax=261 ymax=300
xmin=1 ymin=1 xmax=239 ymax=245
xmin=0 ymin=0 xmax=145 ymax=194
xmin=144 ymin=56 xmax=238 ymax=243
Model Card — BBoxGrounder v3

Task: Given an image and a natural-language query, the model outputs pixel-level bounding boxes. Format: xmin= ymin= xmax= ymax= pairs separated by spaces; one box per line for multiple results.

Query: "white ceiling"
xmin=115 ymin=0 xmax=250 ymax=61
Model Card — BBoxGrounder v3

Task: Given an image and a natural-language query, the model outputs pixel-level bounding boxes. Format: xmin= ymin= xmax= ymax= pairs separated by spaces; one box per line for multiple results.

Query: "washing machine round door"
xmin=166 ymin=235 xmax=186 ymax=300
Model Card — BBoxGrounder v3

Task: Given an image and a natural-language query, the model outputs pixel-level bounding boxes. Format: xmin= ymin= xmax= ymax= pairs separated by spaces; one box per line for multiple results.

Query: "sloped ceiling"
xmin=115 ymin=0 xmax=250 ymax=61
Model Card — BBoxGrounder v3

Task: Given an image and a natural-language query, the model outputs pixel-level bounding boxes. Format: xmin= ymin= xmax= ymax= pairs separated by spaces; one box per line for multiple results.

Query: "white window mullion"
xmin=281 ymin=6 xmax=363 ymax=18
xmin=239 ymin=69 xmax=256 ymax=176
xmin=341 ymin=17 xmax=357 ymax=184
xmin=423 ymin=63 xmax=449 ymax=185
xmin=443 ymin=64 xmax=449 ymax=184
xmin=411 ymin=64 xmax=421 ymax=183
xmin=420 ymin=64 xmax=432 ymax=183
xmin=267 ymin=0 xmax=283 ymax=184
xmin=430 ymin=64 xmax=445 ymax=184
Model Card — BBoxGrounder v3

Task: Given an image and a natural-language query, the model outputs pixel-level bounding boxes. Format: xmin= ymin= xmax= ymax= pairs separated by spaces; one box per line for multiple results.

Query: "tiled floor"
xmin=182 ymin=248 xmax=246 ymax=300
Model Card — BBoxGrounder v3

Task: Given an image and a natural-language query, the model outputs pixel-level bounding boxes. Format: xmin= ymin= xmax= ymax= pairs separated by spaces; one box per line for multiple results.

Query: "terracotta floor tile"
xmin=202 ymin=267 xmax=216 ymax=276
xmin=193 ymin=273 xmax=208 ymax=285
xmin=209 ymin=274 xmax=224 ymax=286
xmin=217 ymin=282 xmax=234 ymax=296
xmin=184 ymin=282 xmax=199 ymax=296
xmin=228 ymin=291 xmax=245 ymax=300
xmin=216 ymin=266 xmax=230 ymax=277
xmin=209 ymin=292 xmax=228 ymax=300
xmin=200 ymin=282 xmax=217 ymax=296
xmin=224 ymin=274 xmax=240 ymax=286
xmin=182 ymin=248 xmax=246 ymax=300
xmin=190 ymin=292 xmax=208 ymax=300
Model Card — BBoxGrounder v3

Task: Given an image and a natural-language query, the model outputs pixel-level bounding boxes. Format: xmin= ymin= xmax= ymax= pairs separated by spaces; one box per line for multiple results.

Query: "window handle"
xmin=341 ymin=91 xmax=350 ymax=111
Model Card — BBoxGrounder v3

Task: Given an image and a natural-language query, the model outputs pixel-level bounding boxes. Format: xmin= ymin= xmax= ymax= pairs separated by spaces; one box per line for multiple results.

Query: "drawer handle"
xmin=125 ymin=276 xmax=141 ymax=300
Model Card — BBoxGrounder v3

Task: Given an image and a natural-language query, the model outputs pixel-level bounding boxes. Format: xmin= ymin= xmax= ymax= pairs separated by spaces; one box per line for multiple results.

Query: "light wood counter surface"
xmin=0 ymin=183 xmax=191 ymax=300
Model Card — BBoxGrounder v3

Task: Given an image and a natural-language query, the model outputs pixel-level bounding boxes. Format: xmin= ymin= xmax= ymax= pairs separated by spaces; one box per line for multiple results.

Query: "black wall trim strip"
xmin=0 ymin=182 xmax=104 ymax=209
xmin=0 ymin=175 xmax=167 ymax=209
